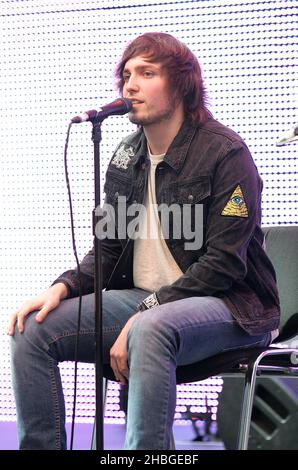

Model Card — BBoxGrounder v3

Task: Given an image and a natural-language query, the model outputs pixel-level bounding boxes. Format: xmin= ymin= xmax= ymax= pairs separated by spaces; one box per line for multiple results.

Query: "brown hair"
xmin=115 ymin=32 xmax=211 ymax=126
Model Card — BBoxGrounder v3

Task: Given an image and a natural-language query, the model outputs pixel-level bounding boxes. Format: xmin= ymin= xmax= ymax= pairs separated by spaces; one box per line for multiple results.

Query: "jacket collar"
xmin=130 ymin=120 xmax=199 ymax=172
xmin=164 ymin=120 xmax=199 ymax=172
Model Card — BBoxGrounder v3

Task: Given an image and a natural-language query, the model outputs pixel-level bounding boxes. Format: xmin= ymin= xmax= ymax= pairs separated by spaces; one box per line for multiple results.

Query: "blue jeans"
xmin=10 ymin=289 xmax=270 ymax=450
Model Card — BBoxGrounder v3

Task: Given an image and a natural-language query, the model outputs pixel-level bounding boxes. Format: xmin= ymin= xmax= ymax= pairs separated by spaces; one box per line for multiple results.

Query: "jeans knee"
xmin=128 ymin=313 xmax=161 ymax=344
xmin=127 ymin=311 xmax=178 ymax=356
xmin=10 ymin=313 xmax=48 ymax=363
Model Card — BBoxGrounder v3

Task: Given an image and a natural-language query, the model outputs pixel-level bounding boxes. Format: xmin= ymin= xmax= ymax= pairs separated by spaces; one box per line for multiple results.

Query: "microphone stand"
xmin=77 ymin=99 xmax=131 ymax=450
xmin=92 ymin=120 xmax=104 ymax=450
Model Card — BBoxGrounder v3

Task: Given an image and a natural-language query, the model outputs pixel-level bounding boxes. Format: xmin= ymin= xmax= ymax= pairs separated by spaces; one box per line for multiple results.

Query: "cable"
xmin=63 ymin=122 xmax=83 ymax=450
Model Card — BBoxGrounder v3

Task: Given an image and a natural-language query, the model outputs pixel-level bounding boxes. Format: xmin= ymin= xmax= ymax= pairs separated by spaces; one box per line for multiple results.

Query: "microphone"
xmin=276 ymin=125 xmax=298 ymax=146
xmin=71 ymin=98 xmax=132 ymax=123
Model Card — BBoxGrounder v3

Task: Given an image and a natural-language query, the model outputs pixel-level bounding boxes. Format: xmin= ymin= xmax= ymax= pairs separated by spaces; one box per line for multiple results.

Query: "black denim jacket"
xmin=54 ymin=118 xmax=280 ymax=335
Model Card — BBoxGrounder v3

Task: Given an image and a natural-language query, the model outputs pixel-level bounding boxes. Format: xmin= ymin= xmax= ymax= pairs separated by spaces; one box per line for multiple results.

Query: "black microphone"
xmin=71 ymin=98 xmax=133 ymax=123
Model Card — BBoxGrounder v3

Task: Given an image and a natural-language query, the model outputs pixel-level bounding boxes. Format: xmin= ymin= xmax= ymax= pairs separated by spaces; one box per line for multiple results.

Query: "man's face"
xmin=122 ymin=55 xmax=177 ymax=127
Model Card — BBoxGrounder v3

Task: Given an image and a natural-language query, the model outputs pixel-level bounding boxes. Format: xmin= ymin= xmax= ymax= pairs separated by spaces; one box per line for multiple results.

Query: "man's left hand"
xmin=110 ymin=312 xmax=140 ymax=384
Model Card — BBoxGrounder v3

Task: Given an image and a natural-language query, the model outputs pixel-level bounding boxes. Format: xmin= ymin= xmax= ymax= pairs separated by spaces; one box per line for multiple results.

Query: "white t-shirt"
xmin=133 ymin=149 xmax=183 ymax=292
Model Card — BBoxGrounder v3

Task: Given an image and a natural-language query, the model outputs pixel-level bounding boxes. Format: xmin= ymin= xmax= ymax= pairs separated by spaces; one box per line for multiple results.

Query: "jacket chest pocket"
xmin=171 ymin=176 xmax=211 ymax=205
xmin=160 ymin=176 xmax=211 ymax=248
xmin=104 ymin=171 xmax=133 ymax=204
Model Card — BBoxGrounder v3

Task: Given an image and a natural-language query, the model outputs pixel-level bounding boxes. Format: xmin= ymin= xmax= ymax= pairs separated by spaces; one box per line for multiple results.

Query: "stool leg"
xmin=170 ymin=430 xmax=176 ymax=450
xmin=237 ymin=363 xmax=259 ymax=450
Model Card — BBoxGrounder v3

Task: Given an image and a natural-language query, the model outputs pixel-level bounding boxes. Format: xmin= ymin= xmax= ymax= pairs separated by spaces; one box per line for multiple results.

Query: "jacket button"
xmin=188 ymin=194 xmax=194 ymax=202
xmin=122 ymin=274 xmax=126 ymax=279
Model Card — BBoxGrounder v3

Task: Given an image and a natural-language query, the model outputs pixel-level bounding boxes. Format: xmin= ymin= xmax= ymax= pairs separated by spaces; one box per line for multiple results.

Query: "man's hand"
xmin=7 ymin=283 xmax=68 ymax=336
xmin=110 ymin=312 xmax=140 ymax=385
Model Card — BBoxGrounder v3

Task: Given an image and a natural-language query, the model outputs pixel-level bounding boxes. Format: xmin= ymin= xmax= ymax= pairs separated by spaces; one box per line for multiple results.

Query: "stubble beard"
xmin=128 ymin=101 xmax=177 ymax=127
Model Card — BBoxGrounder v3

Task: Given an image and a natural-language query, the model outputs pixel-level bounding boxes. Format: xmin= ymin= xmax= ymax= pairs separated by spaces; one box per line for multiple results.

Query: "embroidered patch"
xmin=221 ymin=185 xmax=248 ymax=218
xmin=111 ymin=144 xmax=134 ymax=170
xmin=142 ymin=293 xmax=160 ymax=309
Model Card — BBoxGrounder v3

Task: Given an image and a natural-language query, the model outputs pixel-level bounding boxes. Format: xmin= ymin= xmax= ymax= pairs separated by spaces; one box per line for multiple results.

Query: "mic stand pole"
xmin=92 ymin=120 xmax=104 ymax=450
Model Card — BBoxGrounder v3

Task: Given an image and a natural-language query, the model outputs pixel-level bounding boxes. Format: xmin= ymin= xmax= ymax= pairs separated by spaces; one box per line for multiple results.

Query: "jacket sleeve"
xmin=52 ymin=235 xmax=123 ymax=298
xmin=139 ymin=140 xmax=263 ymax=310
xmin=51 ymin=235 xmax=123 ymax=298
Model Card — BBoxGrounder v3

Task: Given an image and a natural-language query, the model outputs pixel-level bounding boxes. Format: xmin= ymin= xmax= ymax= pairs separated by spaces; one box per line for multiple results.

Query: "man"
xmin=8 ymin=32 xmax=280 ymax=450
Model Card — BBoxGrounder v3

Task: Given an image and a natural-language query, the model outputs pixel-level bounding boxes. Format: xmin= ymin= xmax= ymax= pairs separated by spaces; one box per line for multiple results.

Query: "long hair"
xmin=115 ymin=32 xmax=211 ymax=126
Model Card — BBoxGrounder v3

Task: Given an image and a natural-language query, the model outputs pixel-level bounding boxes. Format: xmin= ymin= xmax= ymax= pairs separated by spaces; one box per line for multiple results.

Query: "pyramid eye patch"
xmin=221 ymin=185 xmax=248 ymax=218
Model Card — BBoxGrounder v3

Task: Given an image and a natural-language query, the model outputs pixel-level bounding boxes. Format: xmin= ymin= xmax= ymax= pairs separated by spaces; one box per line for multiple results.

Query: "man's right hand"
xmin=7 ymin=282 xmax=68 ymax=336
